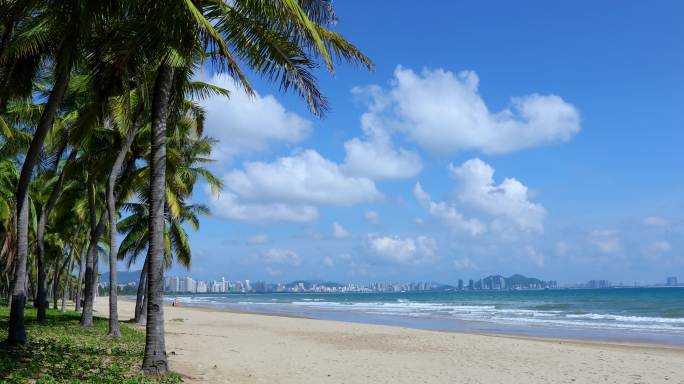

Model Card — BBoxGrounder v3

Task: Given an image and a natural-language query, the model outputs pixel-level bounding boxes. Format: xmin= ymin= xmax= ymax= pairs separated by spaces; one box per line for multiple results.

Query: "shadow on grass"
xmin=0 ymin=303 xmax=181 ymax=383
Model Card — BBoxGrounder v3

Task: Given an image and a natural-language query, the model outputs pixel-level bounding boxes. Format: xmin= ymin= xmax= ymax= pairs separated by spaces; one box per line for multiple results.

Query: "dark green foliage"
xmin=0 ymin=304 xmax=182 ymax=383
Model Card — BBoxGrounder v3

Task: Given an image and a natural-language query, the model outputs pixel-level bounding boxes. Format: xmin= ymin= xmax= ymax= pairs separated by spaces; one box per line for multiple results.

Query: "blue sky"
xmin=162 ymin=1 xmax=683 ymax=285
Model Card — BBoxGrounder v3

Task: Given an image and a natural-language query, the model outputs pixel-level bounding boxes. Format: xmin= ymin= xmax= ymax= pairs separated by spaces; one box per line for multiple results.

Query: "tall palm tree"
xmin=4 ymin=0 xmax=117 ymax=344
xmin=129 ymin=0 xmax=372 ymax=373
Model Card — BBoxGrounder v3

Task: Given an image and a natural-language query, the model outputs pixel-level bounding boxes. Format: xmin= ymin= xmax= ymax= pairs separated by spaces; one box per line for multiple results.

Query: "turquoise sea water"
xmin=165 ymin=287 xmax=684 ymax=344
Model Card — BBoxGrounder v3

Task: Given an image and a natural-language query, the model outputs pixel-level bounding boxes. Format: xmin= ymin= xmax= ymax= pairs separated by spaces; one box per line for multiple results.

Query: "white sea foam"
xmin=286 ymin=299 xmax=684 ymax=333
xmin=169 ymin=296 xmax=684 ymax=334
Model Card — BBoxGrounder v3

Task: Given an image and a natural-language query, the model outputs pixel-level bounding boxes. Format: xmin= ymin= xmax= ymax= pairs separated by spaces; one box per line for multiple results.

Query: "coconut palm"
xmin=4 ymin=0 xmax=122 ymax=344
xmin=126 ymin=0 xmax=372 ymax=372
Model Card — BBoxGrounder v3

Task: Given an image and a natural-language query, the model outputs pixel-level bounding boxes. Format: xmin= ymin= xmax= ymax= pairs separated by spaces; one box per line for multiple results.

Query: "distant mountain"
xmin=506 ymin=274 xmax=545 ymax=288
xmin=99 ymin=270 xmax=142 ymax=286
xmin=473 ymin=274 xmax=550 ymax=289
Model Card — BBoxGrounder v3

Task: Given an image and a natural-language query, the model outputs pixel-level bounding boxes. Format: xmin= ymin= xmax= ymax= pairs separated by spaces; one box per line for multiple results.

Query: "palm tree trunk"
xmin=7 ymin=54 xmax=71 ymax=343
xmin=36 ymin=145 xmax=73 ymax=321
xmin=7 ymin=193 xmax=28 ymax=344
xmin=142 ymin=64 xmax=174 ymax=375
xmin=107 ymin=111 xmax=144 ymax=337
xmin=134 ymin=256 xmax=149 ymax=323
xmin=61 ymin=224 xmax=81 ymax=311
xmin=81 ymin=211 xmax=105 ymax=326
xmin=52 ymin=257 xmax=69 ymax=309
xmin=74 ymin=232 xmax=88 ymax=312
xmin=140 ymin=277 xmax=149 ymax=325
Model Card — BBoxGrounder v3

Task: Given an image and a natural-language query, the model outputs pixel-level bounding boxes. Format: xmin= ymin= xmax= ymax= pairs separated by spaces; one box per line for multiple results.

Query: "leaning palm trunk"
xmin=142 ymin=64 xmax=174 ymax=375
xmin=8 ymin=54 xmax=72 ymax=344
xmin=57 ymin=226 xmax=82 ymax=312
xmin=80 ymin=211 xmax=105 ymax=326
xmin=37 ymin=147 xmax=75 ymax=321
xmin=139 ymin=276 xmax=149 ymax=326
xmin=74 ymin=231 xmax=88 ymax=312
xmin=134 ymin=256 xmax=149 ymax=324
xmin=106 ymin=113 xmax=143 ymax=337
xmin=52 ymin=256 xmax=69 ymax=309
xmin=60 ymin=223 xmax=82 ymax=311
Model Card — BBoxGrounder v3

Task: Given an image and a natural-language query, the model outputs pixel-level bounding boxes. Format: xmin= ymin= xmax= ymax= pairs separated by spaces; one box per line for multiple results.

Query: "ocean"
xmin=164 ymin=287 xmax=684 ymax=344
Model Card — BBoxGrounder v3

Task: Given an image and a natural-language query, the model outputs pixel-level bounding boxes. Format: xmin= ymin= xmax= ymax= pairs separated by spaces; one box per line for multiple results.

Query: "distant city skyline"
xmin=131 ymin=274 xmax=681 ymax=294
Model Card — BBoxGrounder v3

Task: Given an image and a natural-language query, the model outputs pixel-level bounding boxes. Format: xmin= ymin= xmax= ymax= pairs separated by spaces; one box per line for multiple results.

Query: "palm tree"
xmin=120 ymin=101 xmax=223 ymax=323
xmin=4 ymin=0 xmax=117 ymax=344
xmin=129 ymin=0 xmax=372 ymax=373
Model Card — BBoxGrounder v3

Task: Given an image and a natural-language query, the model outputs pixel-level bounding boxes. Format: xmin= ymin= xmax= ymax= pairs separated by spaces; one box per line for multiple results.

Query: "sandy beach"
xmin=92 ymin=298 xmax=684 ymax=383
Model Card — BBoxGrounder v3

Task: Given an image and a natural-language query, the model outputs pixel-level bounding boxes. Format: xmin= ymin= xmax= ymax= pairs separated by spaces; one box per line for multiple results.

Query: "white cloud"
xmin=332 ymin=222 xmax=349 ymax=238
xmin=262 ymin=248 xmax=302 ymax=266
xmin=225 ymin=150 xmax=381 ymax=205
xmin=644 ymin=216 xmax=669 ymax=227
xmin=365 ymin=210 xmax=379 ymax=224
xmin=642 ymin=241 xmax=671 ymax=257
xmin=414 ymin=183 xmax=486 ymax=236
xmin=414 ymin=159 xmax=544 ymax=236
xmin=450 ymin=159 xmax=546 ymax=234
xmin=322 ymin=256 xmax=334 ymax=267
xmin=341 ymin=111 xmax=422 ymax=180
xmin=357 ymin=66 xmax=580 ymax=155
xmin=415 ymin=218 xmax=423 ymax=225
xmin=210 ymin=191 xmax=318 ymax=223
xmin=210 ymin=150 xmax=381 ymax=222
xmin=247 ymin=234 xmax=269 ymax=244
xmin=588 ymin=230 xmax=622 ymax=254
xmin=201 ymin=74 xmax=311 ymax=160
xmin=366 ymin=234 xmax=438 ymax=265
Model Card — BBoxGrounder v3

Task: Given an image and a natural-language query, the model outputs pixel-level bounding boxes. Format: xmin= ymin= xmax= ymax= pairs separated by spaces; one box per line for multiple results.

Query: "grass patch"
xmin=0 ymin=303 xmax=182 ymax=383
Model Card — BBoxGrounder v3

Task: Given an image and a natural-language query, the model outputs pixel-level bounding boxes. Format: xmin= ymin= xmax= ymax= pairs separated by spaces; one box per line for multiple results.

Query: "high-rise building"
xmin=588 ymin=280 xmax=611 ymax=289
xmin=468 ymin=279 xmax=474 ymax=290
xmin=666 ymin=276 xmax=678 ymax=286
xmin=196 ymin=280 xmax=207 ymax=293
xmin=457 ymin=279 xmax=464 ymax=290
xmin=165 ymin=276 xmax=178 ymax=292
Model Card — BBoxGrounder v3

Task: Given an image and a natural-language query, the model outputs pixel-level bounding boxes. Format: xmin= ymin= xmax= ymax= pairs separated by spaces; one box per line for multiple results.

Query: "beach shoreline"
xmin=93 ymin=298 xmax=684 ymax=383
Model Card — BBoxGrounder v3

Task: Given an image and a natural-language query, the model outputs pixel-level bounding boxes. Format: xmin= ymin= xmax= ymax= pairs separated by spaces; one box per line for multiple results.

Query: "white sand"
xmin=93 ymin=298 xmax=684 ymax=383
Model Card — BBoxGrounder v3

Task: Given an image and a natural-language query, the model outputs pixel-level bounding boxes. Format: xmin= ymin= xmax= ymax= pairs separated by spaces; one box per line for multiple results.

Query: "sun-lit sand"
xmin=92 ymin=298 xmax=684 ymax=383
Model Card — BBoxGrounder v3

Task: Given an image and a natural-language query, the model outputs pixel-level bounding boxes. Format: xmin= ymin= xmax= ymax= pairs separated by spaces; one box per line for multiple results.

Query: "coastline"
xmin=160 ymin=290 xmax=684 ymax=346
xmin=94 ymin=298 xmax=684 ymax=383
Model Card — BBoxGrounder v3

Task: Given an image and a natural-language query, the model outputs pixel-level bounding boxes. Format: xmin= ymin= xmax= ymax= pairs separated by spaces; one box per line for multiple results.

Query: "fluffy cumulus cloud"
xmin=414 ymin=183 xmax=485 ymax=236
xmin=450 ymin=159 xmax=546 ymax=233
xmin=341 ymin=109 xmax=422 ymax=180
xmin=200 ymin=74 xmax=311 ymax=160
xmin=366 ymin=234 xmax=438 ymax=265
xmin=262 ymin=248 xmax=302 ymax=266
xmin=415 ymin=158 xmax=545 ymax=236
xmin=210 ymin=150 xmax=382 ymax=222
xmin=356 ymin=66 xmax=580 ymax=155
